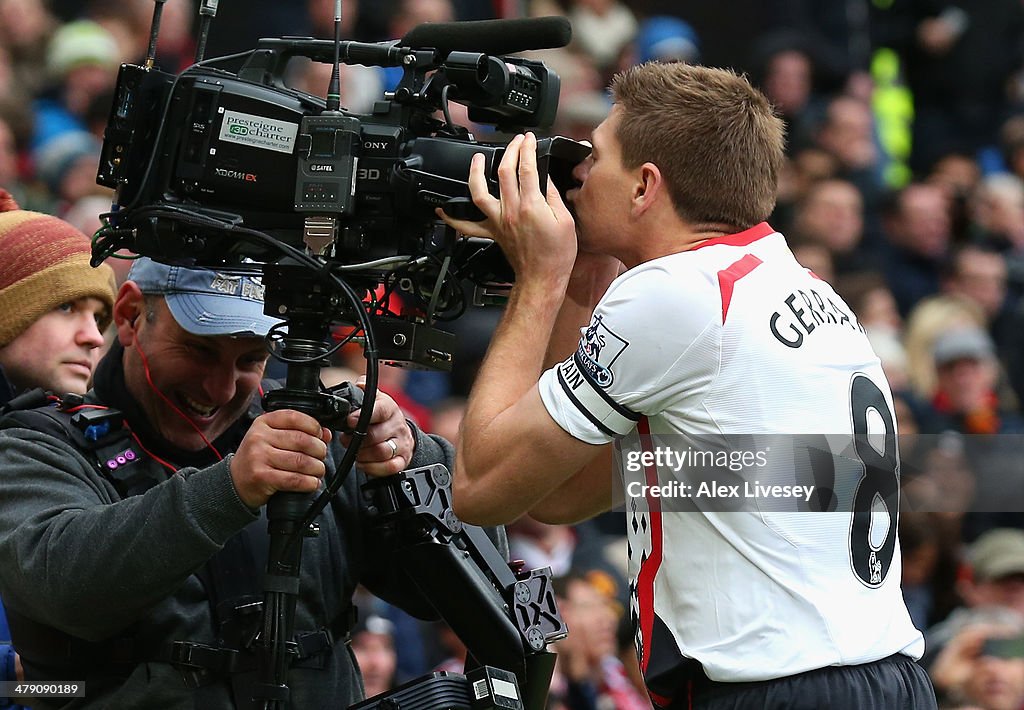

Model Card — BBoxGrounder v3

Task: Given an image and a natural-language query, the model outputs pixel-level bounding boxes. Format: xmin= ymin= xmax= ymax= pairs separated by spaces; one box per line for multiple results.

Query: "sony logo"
xmin=362 ymin=140 xmax=390 ymax=151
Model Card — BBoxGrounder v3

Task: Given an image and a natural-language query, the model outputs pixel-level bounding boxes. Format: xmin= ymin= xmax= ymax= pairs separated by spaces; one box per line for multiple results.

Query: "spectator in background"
xmin=882 ymin=182 xmax=954 ymax=316
xmin=33 ymin=20 xmax=120 ymax=151
xmin=901 ymin=512 xmax=942 ymax=632
xmin=772 ymin=145 xmax=839 ymax=229
xmin=432 ymin=621 xmax=468 ymax=674
xmin=80 ymin=0 xmax=152 ymax=67
xmin=31 ymin=130 xmax=108 ymax=215
xmin=565 ymin=0 xmax=637 ymax=80
xmin=788 ymin=240 xmax=835 ymax=284
xmin=923 ymin=530 xmax=1024 ymax=698
xmin=970 ymin=174 xmax=1024 ymax=254
xmin=349 ymin=614 xmax=398 ymax=700
xmin=836 ymin=270 xmax=903 ymax=335
xmin=955 ymin=531 xmax=1024 ymax=624
xmin=550 ymin=571 xmax=649 ymax=710
xmin=903 ymin=294 xmax=985 ymax=404
xmin=0 ymin=190 xmax=115 ymax=710
xmin=930 ymin=326 xmax=1022 ymax=436
xmin=0 ymin=189 xmax=115 ymax=398
xmin=929 ymin=614 xmax=1024 ymax=710
xmin=508 ymin=515 xmax=578 ymax=578
xmin=940 ymin=244 xmax=1010 ymax=349
xmin=0 ymin=0 xmax=54 ymax=96
xmin=927 ymin=151 xmax=981 ymax=243
xmin=928 ymin=325 xmax=1024 ymax=544
xmin=999 ymin=115 xmax=1024 ymax=186
xmin=813 ymin=95 xmax=885 ymax=210
xmin=968 ymin=174 xmax=1024 ymax=303
xmin=752 ymin=39 xmax=820 ymax=155
xmin=624 ymin=15 xmax=700 ymax=68
xmin=789 ymin=177 xmax=877 ymax=274
xmin=836 ymin=271 xmax=910 ymax=392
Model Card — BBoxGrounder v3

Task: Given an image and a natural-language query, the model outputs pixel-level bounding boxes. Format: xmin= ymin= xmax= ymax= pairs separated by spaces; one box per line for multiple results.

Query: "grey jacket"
xmin=0 ymin=350 xmax=454 ymax=709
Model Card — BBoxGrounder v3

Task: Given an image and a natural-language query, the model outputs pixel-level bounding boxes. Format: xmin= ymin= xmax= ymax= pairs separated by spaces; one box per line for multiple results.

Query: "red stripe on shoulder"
xmin=717 ymin=254 xmax=763 ymax=324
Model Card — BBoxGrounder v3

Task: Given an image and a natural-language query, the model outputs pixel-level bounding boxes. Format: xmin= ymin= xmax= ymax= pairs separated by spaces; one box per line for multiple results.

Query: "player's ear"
xmin=632 ymin=162 xmax=662 ymax=217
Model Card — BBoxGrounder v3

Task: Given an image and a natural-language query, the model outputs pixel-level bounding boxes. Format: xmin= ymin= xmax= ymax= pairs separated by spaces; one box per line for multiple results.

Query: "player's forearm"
xmin=528 ymin=446 xmax=614 ymax=524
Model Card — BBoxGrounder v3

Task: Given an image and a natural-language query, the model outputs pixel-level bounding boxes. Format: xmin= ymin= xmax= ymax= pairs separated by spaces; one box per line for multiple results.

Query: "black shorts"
xmin=671 ymin=654 xmax=937 ymax=710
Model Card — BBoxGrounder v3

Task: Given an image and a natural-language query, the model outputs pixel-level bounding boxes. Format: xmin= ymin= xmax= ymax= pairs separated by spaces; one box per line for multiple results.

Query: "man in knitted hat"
xmin=0 ymin=188 xmax=115 ymax=400
xmin=0 ymin=188 xmax=114 ymax=707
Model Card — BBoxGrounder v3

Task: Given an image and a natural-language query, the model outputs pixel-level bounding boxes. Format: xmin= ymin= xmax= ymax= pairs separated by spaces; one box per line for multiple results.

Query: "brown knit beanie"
xmin=0 ymin=189 xmax=116 ymax=347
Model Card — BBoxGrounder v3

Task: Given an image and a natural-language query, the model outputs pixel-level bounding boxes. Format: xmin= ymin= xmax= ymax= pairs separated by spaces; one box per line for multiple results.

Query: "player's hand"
xmin=340 ymin=378 xmax=416 ymax=477
xmin=438 ymin=132 xmax=577 ymax=284
xmin=230 ymin=409 xmax=332 ymax=509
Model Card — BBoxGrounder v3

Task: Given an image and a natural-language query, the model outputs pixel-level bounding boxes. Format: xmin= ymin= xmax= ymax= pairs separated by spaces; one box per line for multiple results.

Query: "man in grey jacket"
xmin=0 ymin=258 xmax=453 ymax=709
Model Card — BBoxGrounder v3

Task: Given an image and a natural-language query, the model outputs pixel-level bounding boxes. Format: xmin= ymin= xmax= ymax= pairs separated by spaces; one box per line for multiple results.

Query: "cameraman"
xmin=0 ymin=257 xmax=453 ymax=709
xmin=439 ymin=62 xmax=936 ymax=708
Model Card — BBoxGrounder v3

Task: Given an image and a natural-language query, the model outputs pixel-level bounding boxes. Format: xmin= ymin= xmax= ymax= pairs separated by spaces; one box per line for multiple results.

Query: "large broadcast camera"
xmin=92 ymin=2 xmax=586 ymax=709
xmin=94 ymin=2 xmax=589 ymax=369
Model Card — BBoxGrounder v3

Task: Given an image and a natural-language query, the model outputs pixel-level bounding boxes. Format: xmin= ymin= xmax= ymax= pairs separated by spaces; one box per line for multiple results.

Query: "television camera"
xmin=94 ymin=4 xmax=590 ymax=369
xmin=91 ymin=2 xmax=588 ymax=708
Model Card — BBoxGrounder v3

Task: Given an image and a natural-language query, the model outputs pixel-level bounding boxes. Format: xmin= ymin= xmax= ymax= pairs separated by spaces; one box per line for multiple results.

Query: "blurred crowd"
xmin=8 ymin=0 xmax=1024 ymax=708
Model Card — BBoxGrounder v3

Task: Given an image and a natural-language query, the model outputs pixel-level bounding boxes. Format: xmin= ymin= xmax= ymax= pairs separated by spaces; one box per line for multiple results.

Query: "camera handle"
xmin=250 ymin=264 xmax=377 ymax=710
xmin=237 ymin=38 xmax=415 ymax=90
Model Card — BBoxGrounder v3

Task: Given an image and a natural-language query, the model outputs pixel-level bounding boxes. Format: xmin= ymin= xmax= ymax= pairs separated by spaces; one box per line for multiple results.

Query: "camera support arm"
xmin=362 ymin=465 xmax=567 ymax=710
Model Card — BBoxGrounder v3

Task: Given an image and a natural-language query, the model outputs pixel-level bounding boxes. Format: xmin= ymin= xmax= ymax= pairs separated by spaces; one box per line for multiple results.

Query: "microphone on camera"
xmin=401 ymin=16 xmax=572 ymax=55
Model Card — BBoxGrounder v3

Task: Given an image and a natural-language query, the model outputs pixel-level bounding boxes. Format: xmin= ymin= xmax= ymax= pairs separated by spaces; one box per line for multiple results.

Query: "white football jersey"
xmin=538 ymin=223 xmax=924 ymax=701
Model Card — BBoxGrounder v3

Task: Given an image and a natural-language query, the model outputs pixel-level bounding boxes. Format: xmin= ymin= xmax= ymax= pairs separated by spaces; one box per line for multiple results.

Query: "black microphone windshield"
xmin=401 ymin=16 xmax=572 ymax=55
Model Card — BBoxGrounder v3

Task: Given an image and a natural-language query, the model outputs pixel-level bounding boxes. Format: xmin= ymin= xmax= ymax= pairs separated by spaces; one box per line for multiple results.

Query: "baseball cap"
xmin=971 ymin=528 xmax=1024 ymax=581
xmin=127 ymin=258 xmax=282 ymax=337
xmin=932 ymin=326 xmax=995 ymax=367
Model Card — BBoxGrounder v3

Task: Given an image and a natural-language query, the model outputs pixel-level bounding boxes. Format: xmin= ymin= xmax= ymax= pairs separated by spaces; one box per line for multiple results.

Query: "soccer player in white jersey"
xmin=436 ymin=63 xmax=937 ymax=708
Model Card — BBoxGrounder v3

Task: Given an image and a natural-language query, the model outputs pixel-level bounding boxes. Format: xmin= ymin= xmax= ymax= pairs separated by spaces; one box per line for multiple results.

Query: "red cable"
xmin=127 ymin=427 xmax=179 ymax=474
xmin=135 ymin=340 xmax=223 ymax=461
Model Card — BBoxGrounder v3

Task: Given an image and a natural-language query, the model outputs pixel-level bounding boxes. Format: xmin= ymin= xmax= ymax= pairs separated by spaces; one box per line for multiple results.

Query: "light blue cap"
xmin=127 ymin=258 xmax=282 ymax=337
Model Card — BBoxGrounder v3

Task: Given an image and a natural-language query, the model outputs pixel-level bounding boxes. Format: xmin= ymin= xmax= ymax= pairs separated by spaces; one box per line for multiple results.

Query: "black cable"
xmin=223 ymin=224 xmax=380 ymax=552
xmin=440 ymin=84 xmax=455 ymax=128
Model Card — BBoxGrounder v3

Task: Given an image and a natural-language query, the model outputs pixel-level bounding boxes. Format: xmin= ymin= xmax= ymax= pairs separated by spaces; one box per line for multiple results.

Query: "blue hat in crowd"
xmin=127 ymin=258 xmax=282 ymax=337
xmin=636 ymin=16 xmax=700 ymax=65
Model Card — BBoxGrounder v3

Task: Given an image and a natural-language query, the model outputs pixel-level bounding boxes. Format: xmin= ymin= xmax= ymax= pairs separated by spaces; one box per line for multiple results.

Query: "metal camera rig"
xmin=92 ymin=1 xmax=584 ymax=708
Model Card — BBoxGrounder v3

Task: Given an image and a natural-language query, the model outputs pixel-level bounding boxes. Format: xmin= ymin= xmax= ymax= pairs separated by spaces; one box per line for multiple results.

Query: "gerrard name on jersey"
xmin=769 ymin=287 xmax=864 ymax=349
